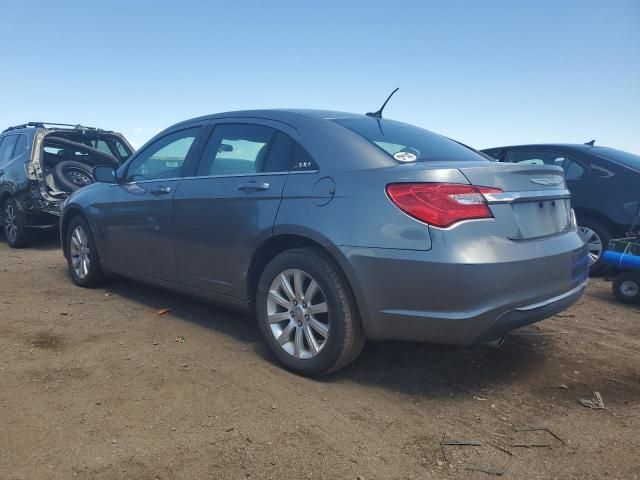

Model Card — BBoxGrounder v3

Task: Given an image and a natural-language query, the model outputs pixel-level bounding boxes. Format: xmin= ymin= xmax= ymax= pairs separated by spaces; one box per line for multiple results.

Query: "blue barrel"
xmin=602 ymin=250 xmax=640 ymax=270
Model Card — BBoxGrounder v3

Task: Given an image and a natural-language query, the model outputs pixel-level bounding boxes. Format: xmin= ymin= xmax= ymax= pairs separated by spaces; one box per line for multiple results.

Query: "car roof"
xmin=483 ymin=143 xmax=598 ymax=151
xmin=170 ymin=109 xmax=372 ymax=129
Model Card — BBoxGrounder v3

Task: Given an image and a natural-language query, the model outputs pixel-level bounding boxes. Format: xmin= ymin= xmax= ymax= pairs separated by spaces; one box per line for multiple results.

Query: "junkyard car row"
xmin=2 ymin=111 xmax=638 ymax=375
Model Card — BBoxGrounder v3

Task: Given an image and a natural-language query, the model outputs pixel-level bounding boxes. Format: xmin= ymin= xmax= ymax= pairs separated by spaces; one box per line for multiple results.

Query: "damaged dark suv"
xmin=0 ymin=122 xmax=133 ymax=247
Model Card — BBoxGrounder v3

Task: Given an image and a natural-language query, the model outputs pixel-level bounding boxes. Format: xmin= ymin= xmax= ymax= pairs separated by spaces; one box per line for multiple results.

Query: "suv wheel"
xmin=2 ymin=198 xmax=29 ymax=248
xmin=65 ymin=216 xmax=105 ymax=287
xmin=256 ymin=248 xmax=366 ymax=376
xmin=54 ymin=161 xmax=95 ymax=192
xmin=577 ymin=218 xmax=610 ymax=275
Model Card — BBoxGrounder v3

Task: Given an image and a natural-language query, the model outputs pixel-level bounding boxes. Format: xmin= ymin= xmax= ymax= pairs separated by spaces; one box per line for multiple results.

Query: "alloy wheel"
xmin=66 ymin=168 xmax=93 ymax=187
xmin=266 ymin=269 xmax=330 ymax=359
xmin=3 ymin=204 xmax=17 ymax=243
xmin=69 ymin=225 xmax=91 ymax=279
xmin=578 ymin=226 xmax=603 ymax=266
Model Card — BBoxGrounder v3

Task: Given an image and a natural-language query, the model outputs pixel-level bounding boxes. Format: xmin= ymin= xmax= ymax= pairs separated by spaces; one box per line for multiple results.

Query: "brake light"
xmin=386 ymin=183 xmax=502 ymax=228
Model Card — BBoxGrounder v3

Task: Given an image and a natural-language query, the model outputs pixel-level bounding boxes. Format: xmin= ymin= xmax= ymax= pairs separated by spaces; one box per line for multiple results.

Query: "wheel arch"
xmin=573 ymin=208 xmax=615 ymax=231
xmin=60 ymin=207 xmax=87 ymax=258
xmin=246 ymin=230 xmax=370 ymax=335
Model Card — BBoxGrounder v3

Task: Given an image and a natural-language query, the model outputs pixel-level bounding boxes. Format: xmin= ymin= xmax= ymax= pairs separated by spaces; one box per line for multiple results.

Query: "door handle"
xmin=238 ymin=182 xmax=270 ymax=192
xmin=150 ymin=185 xmax=172 ymax=195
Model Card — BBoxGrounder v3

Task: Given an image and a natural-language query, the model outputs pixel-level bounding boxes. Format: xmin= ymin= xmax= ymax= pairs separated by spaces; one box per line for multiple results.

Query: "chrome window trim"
xmin=120 ymin=169 xmax=319 ymax=185
xmin=483 ymin=189 xmax=571 ymax=204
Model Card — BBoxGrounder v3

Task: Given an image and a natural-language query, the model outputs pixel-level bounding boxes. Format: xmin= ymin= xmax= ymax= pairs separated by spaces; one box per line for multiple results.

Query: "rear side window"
xmin=196 ymin=124 xmax=275 ymax=176
xmin=12 ymin=135 xmax=29 ymax=161
xmin=0 ymin=135 xmax=18 ymax=165
xmin=506 ymin=150 xmax=586 ymax=180
xmin=333 ymin=118 xmax=487 ymax=163
xmin=591 ymin=147 xmax=640 ymax=171
xmin=194 ymin=124 xmax=318 ymax=176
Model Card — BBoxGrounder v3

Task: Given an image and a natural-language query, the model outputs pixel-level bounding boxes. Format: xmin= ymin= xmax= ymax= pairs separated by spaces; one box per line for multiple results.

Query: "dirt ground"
xmin=1 ymin=232 xmax=639 ymax=480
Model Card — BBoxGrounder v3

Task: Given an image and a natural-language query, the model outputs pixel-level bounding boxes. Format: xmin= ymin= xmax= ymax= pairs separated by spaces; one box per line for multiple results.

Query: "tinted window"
xmin=333 ymin=118 xmax=487 ymax=162
xmin=591 ymin=147 xmax=640 ymax=171
xmin=12 ymin=135 xmax=29 ymax=161
xmin=127 ymin=127 xmax=200 ymax=181
xmin=0 ymin=135 xmax=18 ymax=165
xmin=115 ymin=140 xmax=131 ymax=160
xmin=506 ymin=150 xmax=586 ymax=180
xmin=196 ymin=124 xmax=275 ymax=176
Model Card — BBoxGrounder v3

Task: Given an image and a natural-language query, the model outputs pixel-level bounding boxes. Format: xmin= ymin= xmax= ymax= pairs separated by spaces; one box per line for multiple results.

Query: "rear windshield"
xmin=591 ymin=147 xmax=640 ymax=171
xmin=332 ymin=118 xmax=487 ymax=163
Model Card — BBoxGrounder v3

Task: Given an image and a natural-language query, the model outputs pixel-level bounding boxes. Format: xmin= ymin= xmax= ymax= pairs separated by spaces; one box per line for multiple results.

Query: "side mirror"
xmin=93 ymin=165 xmax=117 ymax=183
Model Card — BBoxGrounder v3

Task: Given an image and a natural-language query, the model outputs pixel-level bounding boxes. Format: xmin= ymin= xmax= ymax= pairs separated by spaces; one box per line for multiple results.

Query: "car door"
xmin=97 ymin=125 xmax=205 ymax=281
xmin=172 ymin=121 xmax=295 ymax=298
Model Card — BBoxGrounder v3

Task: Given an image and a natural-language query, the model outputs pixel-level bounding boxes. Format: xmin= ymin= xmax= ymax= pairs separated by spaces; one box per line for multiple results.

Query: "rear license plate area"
xmin=512 ymin=199 xmax=571 ymax=239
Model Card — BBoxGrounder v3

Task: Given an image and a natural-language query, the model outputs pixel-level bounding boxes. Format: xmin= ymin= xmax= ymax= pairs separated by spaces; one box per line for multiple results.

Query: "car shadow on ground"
xmin=0 ymin=228 xmax=62 ymax=251
xmin=100 ymin=277 xmax=547 ymax=398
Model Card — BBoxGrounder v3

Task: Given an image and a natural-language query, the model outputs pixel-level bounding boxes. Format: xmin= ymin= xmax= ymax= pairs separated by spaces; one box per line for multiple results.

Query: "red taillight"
xmin=386 ymin=183 xmax=502 ymax=228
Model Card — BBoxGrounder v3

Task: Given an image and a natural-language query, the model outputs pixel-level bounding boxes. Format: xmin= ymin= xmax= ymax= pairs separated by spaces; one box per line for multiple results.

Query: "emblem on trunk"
xmin=530 ymin=177 xmax=563 ymax=186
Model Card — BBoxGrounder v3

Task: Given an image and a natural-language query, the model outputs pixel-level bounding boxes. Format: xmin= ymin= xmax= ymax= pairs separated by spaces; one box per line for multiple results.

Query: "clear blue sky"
xmin=1 ymin=0 xmax=638 ymax=152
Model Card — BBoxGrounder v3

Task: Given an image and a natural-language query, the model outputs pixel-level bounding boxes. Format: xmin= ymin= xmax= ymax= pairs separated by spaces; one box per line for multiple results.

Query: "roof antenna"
xmin=585 ymin=139 xmax=595 ymax=146
xmin=366 ymin=88 xmax=399 ymax=118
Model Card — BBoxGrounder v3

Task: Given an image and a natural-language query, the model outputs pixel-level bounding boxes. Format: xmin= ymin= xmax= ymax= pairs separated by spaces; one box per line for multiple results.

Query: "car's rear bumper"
xmin=339 ymin=233 xmax=588 ymax=344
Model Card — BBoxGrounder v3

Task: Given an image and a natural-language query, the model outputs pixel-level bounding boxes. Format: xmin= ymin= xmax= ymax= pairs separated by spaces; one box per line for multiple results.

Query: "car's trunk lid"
xmin=458 ymin=163 xmax=572 ymax=240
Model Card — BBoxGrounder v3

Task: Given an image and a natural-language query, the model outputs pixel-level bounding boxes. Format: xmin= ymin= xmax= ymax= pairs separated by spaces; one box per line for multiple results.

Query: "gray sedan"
xmin=60 ymin=110 xmax=588 ymax=375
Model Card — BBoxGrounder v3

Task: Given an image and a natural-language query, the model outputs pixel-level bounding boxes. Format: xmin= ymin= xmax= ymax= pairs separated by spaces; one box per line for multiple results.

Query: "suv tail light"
xmin=386 ymin=183 xmax=502 ymax=228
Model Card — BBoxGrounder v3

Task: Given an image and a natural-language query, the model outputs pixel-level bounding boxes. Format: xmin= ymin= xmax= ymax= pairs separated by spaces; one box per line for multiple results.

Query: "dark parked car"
xmin=0 ymin=122 xmax=133 ymax=247
xmin=60 ymin=110 xmax=588 ymax=375
xmin=482 ymin=143 xmax=640 ymax=274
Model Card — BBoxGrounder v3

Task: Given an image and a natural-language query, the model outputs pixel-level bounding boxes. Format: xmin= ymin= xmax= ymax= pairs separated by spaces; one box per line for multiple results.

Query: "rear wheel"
xmin=578 ymin=218 xmax=610 ymax=275
xmin=256 ymin=248 xmax=366 ymax=376
xmin=65 ymin=216 xmax=105 ymax=287
xmin=2 ymin=198 xmax=30 ymax=248
xmin=613 ymin=272 xmax=640 ymax=304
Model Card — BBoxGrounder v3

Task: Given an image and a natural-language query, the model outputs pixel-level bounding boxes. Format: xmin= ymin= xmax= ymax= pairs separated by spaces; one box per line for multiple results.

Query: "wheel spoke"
xmin=277 ymin=321 xmax=295 ymax=346
xmin=294 ymin=327 xmax=304 ymax=357
xmin=268 ymin=311 xmax=291 ymax=324
xmin=307 ymin=302 xmax=327 ymax=315
xmin=293 ymin=270 xmax=304 ymax=301
xmin=303 ymin=280 xmax=319 ymax=304
xmin=308 ymin=317 xmax=329 ymax=338
xmin=269 ymin=290 xmax=292 ymax=309
xmin=302 ymin=323 xmax=319 ymax=354
xmin=279 ymin=273 xmax=296 ymax=302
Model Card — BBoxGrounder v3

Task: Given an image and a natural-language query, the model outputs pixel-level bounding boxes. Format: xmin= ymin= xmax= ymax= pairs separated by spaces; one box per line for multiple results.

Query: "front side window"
xmin=506 ymin=150 xmax=586 ymax=180
xmin=126 ymin=127 xmax=200 ymax=181
xmin=332 ymin=118 xmax=487 ymax=163
xmin=0 ymin=135 xmax=18 ymax=165
xmin=196 ymin=124 xmax=275 ymax=176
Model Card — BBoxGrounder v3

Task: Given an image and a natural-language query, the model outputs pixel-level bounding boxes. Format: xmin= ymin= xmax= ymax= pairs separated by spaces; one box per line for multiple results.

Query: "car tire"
xmin=256 ymin=248 xmax=366 ymax=376
xmin=2 ymin=197 xmax=30 ymax=248
xmin=65 ymin=216 xmax=105 ymax=287
xmin=612 ymin=272 xmax=640 ymax=304
xmin=578 ymin=218 xmax=610 ymax=275
xmin=53 ymin=161 xmax=95 ymax=192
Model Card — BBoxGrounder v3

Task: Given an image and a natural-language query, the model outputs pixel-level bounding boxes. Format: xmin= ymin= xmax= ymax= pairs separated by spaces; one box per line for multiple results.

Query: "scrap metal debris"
xmin=157 ymin=308 xmax=172 ymax=315
xmin=578 ymin=391 xmax=606 ymax=409
xmin=512 ymin=426 xmax=566 ymax=448
xmin=175 ymin=336 xmax=185 ymax=343
xmin=440 ymin=439 xmax=510 ymax=476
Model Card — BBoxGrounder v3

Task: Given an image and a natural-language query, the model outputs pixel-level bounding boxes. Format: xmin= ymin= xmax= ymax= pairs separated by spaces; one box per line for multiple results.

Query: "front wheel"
xmin=65 ymin=216 xmax=105 ymax=287
xmin=256 ymin=248 xmax=366 ymax=376
xmin=613 ymin=272 xmax=640 ymax=304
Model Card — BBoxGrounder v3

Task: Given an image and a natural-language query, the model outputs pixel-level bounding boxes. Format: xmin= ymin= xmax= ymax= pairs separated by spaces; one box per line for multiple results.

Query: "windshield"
xmin=332 ymin=118 xmax=488 ymax=163
xmin=591 ymin=147 xmax=640 ymax=171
